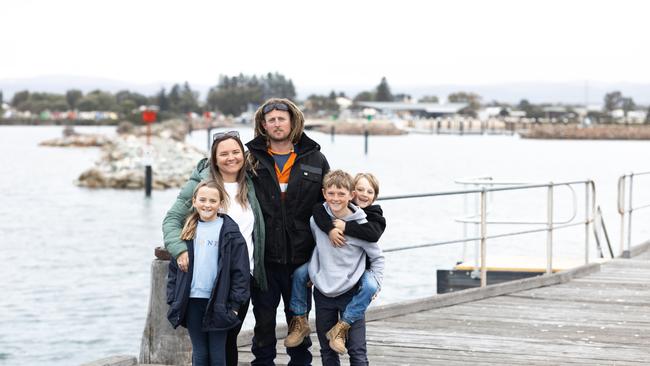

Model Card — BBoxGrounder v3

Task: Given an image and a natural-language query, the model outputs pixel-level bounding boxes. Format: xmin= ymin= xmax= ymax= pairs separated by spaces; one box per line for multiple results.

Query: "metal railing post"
xmin=626 ymin=173 xmax=634 ymax=258
xmin=480 ymin=188 xmax=487 ymax=287
xmin=618 ymin=175 xmax=626 ymax=256
xmin=546 ymin=183 xmax=554 ymax=274
xmin=584 ymin=182 xmax=590 ymax=264
xmin=461 ymin=184 xmax=469 ymax=263
xmin=473 ymin=190 xmax=480 ymax=274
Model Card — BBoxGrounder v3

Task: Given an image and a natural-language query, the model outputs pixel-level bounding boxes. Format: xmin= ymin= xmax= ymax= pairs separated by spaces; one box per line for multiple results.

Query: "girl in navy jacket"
xmin=166 ymin=180 xmax=250 ymax=366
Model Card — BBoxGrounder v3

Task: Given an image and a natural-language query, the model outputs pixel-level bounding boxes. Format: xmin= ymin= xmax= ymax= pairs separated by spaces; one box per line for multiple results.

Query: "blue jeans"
xmin=290 ymin=265 xmax=378 ymax=325
xmin=342 ymin=271 xmax=378 ymax=325
xmin=251 ymin=263 xmax=312 ymax=366
xmin=289 ymin=262 xmax=311 ymax=316
xmin=225 ymin=278 xmax=251 ymax=366
xmin=314 ymin=288 xmax=368 ymax=366
xmin=186 ymin=298 xmax=228 ymax=366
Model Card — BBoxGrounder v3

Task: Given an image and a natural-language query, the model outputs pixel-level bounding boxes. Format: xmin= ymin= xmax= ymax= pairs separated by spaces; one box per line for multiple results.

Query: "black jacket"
xmin=166 ymin=214 xmax=250 ymax=331
xmin=246 ymin=133 xmax=330 ymax=265
xmin=312 ymin=203 xmax=386 ymax=242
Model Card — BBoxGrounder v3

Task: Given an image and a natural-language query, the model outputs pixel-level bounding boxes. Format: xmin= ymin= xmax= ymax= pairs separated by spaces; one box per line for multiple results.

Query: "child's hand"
xmin=328 ymin=228 xmax=346 ymax=247
xmin=177 ymin=251 xmax=189 ymax=272
xmin=333 ymin=219 xmax=346 ymax=231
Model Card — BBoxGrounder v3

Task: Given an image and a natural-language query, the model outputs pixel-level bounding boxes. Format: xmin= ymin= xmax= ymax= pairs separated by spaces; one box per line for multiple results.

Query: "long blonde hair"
xmin=209 ymin=135 xmax=249 ymax=210
xmin=180 ymin=180 xmax=226 ymax=240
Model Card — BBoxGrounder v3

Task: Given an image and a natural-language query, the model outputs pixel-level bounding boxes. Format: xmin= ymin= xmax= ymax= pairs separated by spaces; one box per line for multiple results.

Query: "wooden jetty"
xmin=235 ymin=242 xmax=650 ymax=365
xmin=84 ymin=242 xmax=649 ymax=366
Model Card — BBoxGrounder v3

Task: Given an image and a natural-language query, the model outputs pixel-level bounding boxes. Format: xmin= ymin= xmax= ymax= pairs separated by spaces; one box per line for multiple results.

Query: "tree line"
xmin=1 ymin=72 xmax=297 ymax=120
xmin=2 ymin=74 xmax=649 ymax=123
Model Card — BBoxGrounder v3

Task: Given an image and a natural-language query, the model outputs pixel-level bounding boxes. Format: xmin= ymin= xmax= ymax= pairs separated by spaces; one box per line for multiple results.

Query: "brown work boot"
xmin=284 ymin=315 xmax=311 ymax=348
xmin=325 ymin=320 xmax=351 ymax=355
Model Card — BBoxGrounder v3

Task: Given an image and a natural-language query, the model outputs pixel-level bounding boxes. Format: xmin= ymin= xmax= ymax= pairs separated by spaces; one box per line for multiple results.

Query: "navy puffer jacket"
xmin=166 ymin=214 xmax=250 ymax=331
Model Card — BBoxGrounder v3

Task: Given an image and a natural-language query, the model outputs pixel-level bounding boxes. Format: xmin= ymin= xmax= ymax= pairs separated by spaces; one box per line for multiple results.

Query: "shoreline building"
xmin=356 ymin=101 xmax=468 ymax=119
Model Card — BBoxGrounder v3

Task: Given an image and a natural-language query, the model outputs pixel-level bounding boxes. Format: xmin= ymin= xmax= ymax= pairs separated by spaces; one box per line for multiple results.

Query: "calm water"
xmin=1 ymin=125 xmax=649 ymax=366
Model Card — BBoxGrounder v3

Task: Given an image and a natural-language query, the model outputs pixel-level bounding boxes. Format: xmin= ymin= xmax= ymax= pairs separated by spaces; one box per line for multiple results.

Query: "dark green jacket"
xmin=162 ymin=158 xmax=268 ymax=291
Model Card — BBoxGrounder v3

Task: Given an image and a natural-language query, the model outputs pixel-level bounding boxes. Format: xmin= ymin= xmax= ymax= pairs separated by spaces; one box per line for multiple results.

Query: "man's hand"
xmin=177 ymin=251 xmax=189 ymax=272
xmin=328 ymin=228 xmax=346 ymax=247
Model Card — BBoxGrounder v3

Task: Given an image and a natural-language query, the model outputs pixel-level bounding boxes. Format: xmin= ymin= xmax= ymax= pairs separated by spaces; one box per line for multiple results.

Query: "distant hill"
xmin=2 ymin=75 xmax=649 ymax=106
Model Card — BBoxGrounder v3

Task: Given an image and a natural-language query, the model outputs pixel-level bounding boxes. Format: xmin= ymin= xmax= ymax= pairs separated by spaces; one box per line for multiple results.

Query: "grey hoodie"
xmin=308 ymin=202 xmax=385 ymax=297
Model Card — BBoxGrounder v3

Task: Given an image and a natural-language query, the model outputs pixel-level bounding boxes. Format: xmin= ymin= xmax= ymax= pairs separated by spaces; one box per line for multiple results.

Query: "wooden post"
xmin=364 ymin=128 xmax=369 ymax=155
xmin=139 ymin=248 xmax=192 ymax=366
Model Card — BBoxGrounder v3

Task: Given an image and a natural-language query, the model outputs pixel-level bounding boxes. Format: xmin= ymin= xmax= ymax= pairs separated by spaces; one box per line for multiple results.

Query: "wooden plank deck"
xmin=237 ymin=246 xmax=650 ymax=365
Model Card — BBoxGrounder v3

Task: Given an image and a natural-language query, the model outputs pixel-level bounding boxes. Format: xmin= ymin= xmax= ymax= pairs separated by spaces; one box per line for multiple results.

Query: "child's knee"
xmin=361 ymin=273 xmax=379 ymax=294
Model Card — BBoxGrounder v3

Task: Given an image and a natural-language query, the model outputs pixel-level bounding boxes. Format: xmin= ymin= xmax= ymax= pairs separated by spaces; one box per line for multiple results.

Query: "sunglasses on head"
xmin=213 ymin=130 xmax=240 ymax=141
xmin=262 ymin=102 xmax=289 ymax=114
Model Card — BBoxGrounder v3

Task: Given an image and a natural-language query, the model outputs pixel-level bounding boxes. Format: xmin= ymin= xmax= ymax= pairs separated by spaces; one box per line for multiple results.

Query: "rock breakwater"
xmin=76 ymin=135 xmax=205 ymax=189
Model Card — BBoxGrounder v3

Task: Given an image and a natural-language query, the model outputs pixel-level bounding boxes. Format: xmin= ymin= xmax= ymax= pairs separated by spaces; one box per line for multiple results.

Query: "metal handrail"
xmin=592 ymin=206 xmax=614 ymax=258
xmin=617 ymin=171 xmax=650 ymax=257
xmin=378 ymin=180 xmax=596 ymax=287
xmin=455 ymin=183 xmax=578 ymax=225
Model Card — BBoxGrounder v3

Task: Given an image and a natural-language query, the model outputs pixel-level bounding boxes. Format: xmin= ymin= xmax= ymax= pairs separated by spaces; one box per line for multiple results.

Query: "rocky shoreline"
xmin=39 ymin=120 xmax=207 ymax=189
xmin=520 ymin=124 xmax=650 ymax=139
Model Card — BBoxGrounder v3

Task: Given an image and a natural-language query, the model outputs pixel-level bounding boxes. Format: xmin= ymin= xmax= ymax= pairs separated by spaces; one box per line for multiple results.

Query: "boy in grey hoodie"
xmin=308 ymin=170 xmax=385 ymax=365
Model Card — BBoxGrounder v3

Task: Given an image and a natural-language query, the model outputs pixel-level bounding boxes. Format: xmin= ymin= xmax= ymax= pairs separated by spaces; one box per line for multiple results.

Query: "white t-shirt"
xmin=223 ymin=182 xmax=255 ymax=274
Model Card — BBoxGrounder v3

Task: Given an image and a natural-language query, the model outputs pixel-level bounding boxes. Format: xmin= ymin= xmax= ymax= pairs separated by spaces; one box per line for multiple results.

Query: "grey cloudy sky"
xmin=2 ymin=0 xmax=650 ymax=90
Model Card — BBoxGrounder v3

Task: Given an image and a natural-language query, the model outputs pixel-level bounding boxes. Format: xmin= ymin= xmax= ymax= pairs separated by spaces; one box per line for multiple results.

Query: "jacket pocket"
xmin=299 ymin=164 xmax=322 ymax=183
xmin=297 ymin=165 xmax=323 ymax=206
xmin=206 ymin=304 xmax=241 ymax=331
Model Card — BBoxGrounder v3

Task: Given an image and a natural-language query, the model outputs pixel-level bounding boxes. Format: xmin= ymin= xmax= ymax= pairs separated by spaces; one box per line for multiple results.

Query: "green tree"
xmin=168 ymin=84 xmax=181 ymax=113
xmin=17 ymin=92 xmax=67 ymax=113
xmin=206 ymin=72 xmax=295 ymax=115
xmin=77 ymin=97 xmax=99 ymax=111
xmin=11 ymin=90 xmax=30 ymax=109
xmin=375 ymin=77 xmax=393 ymax=102
xmin=207 ymin=75 xmax=257 ymax=115
xmin=517 ymin=99 xmax=544 ymax=119
xmin=87 ymin=90 xmax=117 ymax=111
xmin=119 ymin=99 xmax=137 ymax=116
xmin=115 ymin=90 xmax=148 ymax=108
xmin=66 ymin=89 xmax=83 ymax=110
xmin=304 ymin=92 xmax=339 ymax=114
xmin=604 ymin=91 xmax=623 ymax=112
xmin=418 ymin=95 xmax=439 ymax=103
xmin=353 ymin=91 xmax=374 ymax=102
xmin=448 ymin=91 xmax=482 ymax=117
xmin=156 ymin=88 xmax=169 ymax=112
xmin=621 ymin=97 xmax=635 ymax=116
xmin=179 ymin=82 xmax=200 ymax=113
xmin=261 ymin=72 xmax=296 ymax=100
